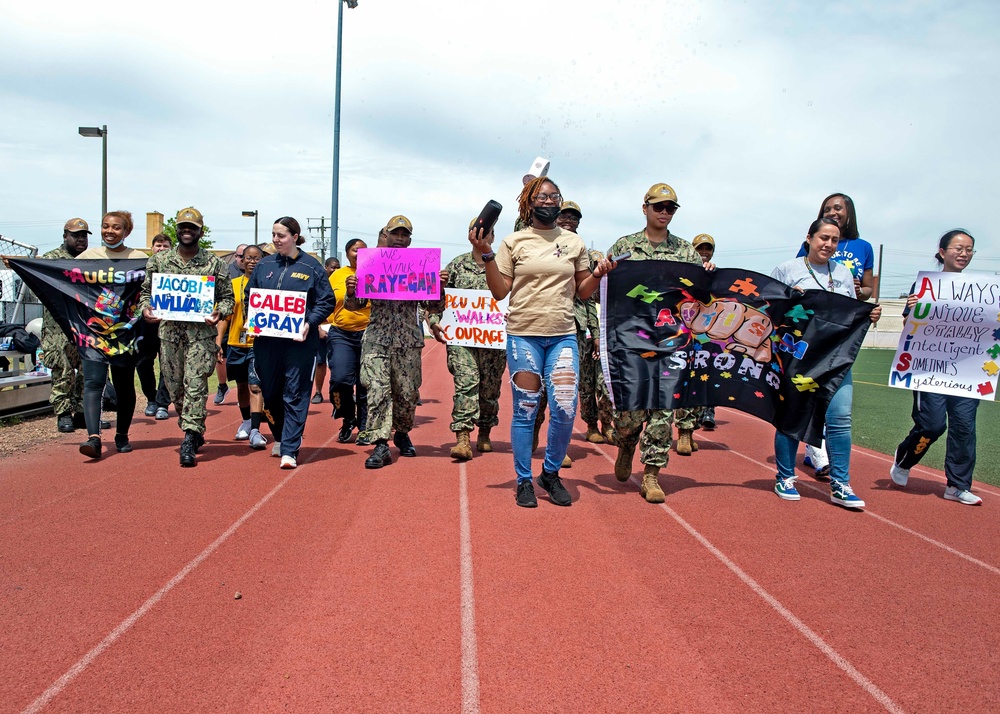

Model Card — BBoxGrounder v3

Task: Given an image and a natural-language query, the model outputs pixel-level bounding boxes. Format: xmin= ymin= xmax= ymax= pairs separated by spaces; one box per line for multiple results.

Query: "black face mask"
xmin=532 ymin=206 xmax=561 ymax=225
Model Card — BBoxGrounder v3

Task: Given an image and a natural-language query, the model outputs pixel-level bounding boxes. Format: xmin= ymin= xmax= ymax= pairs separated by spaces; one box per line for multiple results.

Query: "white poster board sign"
xmin=889 ymin=271 xmax=1000 ymax=400
xmin=246 ymin=288 xmax=307 ymax=339
xmin=150 ymin=273 xmax=216 ymax=323
xmin=438 ymin=288 xmax=509 ymax=350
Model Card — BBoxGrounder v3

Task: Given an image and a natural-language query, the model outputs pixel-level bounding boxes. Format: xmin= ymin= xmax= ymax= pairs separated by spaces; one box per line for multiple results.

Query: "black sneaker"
xmin=72 ymin=412 xmax=87 ymax=430
xmin=365 ymin=441 xmax=393 ymax=469
xmin=79 ymin=436 xmax=102 ymax=459
xmin=311 ymin=393 xmax=323 ymax=404
xmin=100 ymin=419 xmax=112 ymax=430
xmin=337 ymin=421 xmax=355 ymax=443
xmin=393 ymin=431 xmax=417 ymax=457
xmin=180 ymin=431 xmax=198 ymax=467
xmin=516 ymin=480 xmax=538 ymax=508
xmin=57 ymin=414 xmax=75 ymax=433
xmin=114 ymin=434 xmax=133 ymax=453
xmin=700 ymin=413 xmax=716 ymax=431
xmin=355 ymin=433 xmax=373 ymax=446
xmin=537 ymin=470 xmax=572 ymax=506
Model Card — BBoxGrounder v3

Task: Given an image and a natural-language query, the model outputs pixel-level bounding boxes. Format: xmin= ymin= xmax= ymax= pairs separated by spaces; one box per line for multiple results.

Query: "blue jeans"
xmin=775 ymin=369 xmax=853 ymax=485
xmin=507 ymin=334 xmax=579 ymax=482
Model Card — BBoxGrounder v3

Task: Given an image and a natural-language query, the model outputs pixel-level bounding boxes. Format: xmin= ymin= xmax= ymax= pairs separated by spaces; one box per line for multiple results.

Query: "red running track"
xmin=2 ymin=341 xmax=999 ymax=712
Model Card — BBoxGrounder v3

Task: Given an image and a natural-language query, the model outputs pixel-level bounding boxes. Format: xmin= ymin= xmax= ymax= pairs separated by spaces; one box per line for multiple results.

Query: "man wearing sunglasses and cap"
xmin=41 ymin=218 xmax=91 ymax=433
xmin=607 ymin=183 xmax=709 ymax=504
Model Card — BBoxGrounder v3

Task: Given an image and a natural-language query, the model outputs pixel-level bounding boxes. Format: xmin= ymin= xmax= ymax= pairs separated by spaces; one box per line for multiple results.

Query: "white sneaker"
xmin=889 ymin=462 xmax=909 ymax=487
xmin=944 ymin=486 xmax=982 ymax=505
xmin=249 ymin=429 xmax=267 ymax=450
xmin=280 ymin=454 xmax=297 ymax=469
xmin=805 ymin=442 xmax=829 ymax=477
xmin=235 ymin=419 xmax=251 ymax=441
xmin=271 ymin=441 xmax=281 ymax=457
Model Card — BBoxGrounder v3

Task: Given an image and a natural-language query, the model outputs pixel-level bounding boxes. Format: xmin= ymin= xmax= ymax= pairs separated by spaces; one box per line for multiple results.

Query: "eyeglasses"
xmin=533 ymin=192 xmax=562 ymax=204
xmin=243 ymin=255 xmax=262 ymax=263
xmin=647 ymin=202 xmax=678 ymax=214
xmin=235 ymin=253 xmax=245 ymax=259
xmin=948 ymin=247 xmax=976 ymax=256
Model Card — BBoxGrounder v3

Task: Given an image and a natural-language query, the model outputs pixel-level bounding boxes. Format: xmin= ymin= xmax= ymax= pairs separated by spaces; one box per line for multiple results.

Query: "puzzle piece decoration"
xmin=640 ymin=351 xmax=657 ymax=359
xmin=627 ymin=284 xmax=665 ymax=304
xmin=729 ymin=277 xmax=760 ymax=297
xmin=977 ymin=382 xmax=994 ymax=397
xmin=679 ymin=277 xmax=693 ymax=286
xmin=992 ymin=327 xmax=1000 ymax=341
xmin=636 ymin=329 xmax=650 ymax=340
xmin=987 ymin=343 xmax=1000 ymax=360
xmin=784 ymin=304 xmax=814 ymax=324
xmin=791 ymin=374 xmax=819 ymax=392
xmin=983 ymin=360 xmax=1000 ymax=377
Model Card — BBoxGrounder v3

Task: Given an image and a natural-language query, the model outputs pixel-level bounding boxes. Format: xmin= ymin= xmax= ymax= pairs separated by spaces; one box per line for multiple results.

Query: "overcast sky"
xmin=1 ymin=0 xmax=997 ymax=297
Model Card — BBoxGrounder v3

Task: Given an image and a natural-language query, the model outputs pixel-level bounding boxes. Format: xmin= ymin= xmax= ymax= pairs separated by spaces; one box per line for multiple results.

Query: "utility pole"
xmin=307 ymin=217 xmax=329 ymax=262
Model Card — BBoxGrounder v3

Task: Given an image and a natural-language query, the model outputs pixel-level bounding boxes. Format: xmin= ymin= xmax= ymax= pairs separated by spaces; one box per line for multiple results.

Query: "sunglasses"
xmin=647 ymin=202 xmax=678 ymax=214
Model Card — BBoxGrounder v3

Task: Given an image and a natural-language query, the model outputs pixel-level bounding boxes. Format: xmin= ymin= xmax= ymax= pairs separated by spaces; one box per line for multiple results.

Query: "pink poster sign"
xmin=355 ymin=247 xmax=441 ymax=301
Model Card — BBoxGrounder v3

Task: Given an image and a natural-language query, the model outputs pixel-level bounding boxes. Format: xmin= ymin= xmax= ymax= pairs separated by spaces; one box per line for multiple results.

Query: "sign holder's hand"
xmin=204 ymin=310 xmax=222 ymax=326
xmin=142 ymin=306 xmax=162 ymax=324
xmin=293 ymin=322 xmax=310 ymax=343
xmin=430 ymin=323 xmax=448 ymax=344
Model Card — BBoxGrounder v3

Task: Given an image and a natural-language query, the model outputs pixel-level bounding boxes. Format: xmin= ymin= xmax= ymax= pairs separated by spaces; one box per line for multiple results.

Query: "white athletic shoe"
xmin=889 ymin=462 xmax=910 ymax=487
xmin=805 ymin=442 xmax=829 ymax=477
xmin=944 ymin=486 xmax=982 ymax=505
xmin=235 ymin=419 xmax=251 ymax=441
xmin=280 ymin=454 xmax=297 ymax=469
xmin=271 ymin=441 xmax=281 ymax=457
xmin=249 ymin=429 xmax=267 ymax=450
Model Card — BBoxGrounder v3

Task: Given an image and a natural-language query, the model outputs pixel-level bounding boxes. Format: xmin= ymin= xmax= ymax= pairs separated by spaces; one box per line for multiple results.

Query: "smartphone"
xmin=473 ymin=200 xmax=502 ymax=236
xmin=609 ymin=251 xmax=632 ymax=262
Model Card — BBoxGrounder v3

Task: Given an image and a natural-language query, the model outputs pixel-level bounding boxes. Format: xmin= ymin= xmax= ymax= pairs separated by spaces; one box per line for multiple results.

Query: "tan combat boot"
xmin=676 ymin=428 xmax=696 ymax=456
xmin=585 ymin=425 xmax=605 ymax=444
xmin=450 ymin=430 xmax=473 ymax=461
xmin=476 ymin=426 xmax=493 ymax=453
xmin=640 ymin=464 xmax=665 ymax=503
xmin=614 ymin=443 xmax=635 ymax=482
xmin=562 ymin=454 xmax=572 ymax=468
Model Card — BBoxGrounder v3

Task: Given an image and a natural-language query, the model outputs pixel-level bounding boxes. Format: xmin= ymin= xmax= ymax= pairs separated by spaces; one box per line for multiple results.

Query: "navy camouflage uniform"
xmin=427 ymin=252 xmax=507 ymax=433
xmin=138 ymin=247 xmax=234 ymax=435
xmin=608 ymin=230 xmax=701 ymax=468
xmin=39 ymin=245 xmax=83 ymax=418
xmin=347 ymin=289 xmax=445 ymax=443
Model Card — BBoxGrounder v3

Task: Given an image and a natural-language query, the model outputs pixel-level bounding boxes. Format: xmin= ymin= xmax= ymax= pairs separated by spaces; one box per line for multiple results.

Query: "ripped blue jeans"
xmin=506 ymin=333 xmax=579 ymax=483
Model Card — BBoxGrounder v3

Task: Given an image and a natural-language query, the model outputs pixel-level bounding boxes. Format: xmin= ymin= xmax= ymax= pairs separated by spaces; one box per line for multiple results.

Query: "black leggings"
xmin=82 ymin=359 xmax=137 ymax=437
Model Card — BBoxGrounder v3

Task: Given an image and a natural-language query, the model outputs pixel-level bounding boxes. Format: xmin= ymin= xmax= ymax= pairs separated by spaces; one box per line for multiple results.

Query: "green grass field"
xmin=852 ymin=349 xmax=999 ymax=487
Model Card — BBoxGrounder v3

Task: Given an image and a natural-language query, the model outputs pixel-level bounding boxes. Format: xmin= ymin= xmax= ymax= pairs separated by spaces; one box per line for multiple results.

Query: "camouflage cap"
xmin=175 ymin=207 xmax=204 ymax=228
xmin=559 ymin=200 xmax=582 ymax=217
xmin=385 ymin=215 xmax=413 ymax=233
xmin=644 ymin=183 xmax=680 ymax=206
xmin=63 ymin=218 xmax=91 ymax=234
xmin=692 ymin=234 xmax=715 ymax=248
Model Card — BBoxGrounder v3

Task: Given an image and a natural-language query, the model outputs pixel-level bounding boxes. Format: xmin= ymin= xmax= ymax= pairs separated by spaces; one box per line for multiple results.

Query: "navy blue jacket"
xmin=246 ymin=249 xmax=336 ymax=330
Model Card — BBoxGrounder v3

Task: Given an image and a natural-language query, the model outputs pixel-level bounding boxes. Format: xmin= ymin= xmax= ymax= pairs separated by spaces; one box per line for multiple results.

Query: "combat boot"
xmin=450 ymin=430 xmax=473 ymax=461
xmin=180 ymin=431 xmax=198 ymax=468
xmin=676 ymin=428 xmax=696 ymax=456
xmin=562 ymin=454 xmax=572 ymax=468
xmin=614 ymin=443 xmax=635 ymax=482
xmin=584 ymin=424 xmax=605 ymax=443
xmin=640 ymin=465 xmax=665 ymax=503
xmin=476 ymin=426 xmax=493 ymax=453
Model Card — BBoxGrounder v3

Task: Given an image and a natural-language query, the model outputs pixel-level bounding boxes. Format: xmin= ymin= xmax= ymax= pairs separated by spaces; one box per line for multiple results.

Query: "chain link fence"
xmin=0 ymin=236 xmax=42 ymax=324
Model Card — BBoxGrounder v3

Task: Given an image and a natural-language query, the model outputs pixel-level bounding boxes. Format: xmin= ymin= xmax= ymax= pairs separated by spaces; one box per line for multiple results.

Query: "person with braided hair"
xmin=471 ymin=176 xmax=617 ymax=508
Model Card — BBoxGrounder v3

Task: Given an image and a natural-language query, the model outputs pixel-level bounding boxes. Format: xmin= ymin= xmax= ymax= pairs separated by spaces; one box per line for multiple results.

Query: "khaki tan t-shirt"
xmin=494 ymin=227 xmax=589 ymax=336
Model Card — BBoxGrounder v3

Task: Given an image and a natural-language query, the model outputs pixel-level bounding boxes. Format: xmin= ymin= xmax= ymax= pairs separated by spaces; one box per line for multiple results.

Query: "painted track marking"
xmin=20 ymin=435 xmax=335 ymax=714
xmin=693 ymin=428 xmax=1000 ymax=577
xmin=458 ymin=462 xmax=480 ymax=714
xmin=588 ymin=436 xmax=906 ymax=713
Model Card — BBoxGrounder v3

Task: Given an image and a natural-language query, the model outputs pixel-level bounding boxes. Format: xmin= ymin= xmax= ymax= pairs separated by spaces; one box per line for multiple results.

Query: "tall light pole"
xmin=330 ymin=0 xmax=359 ymax=263
xmin=242 ymin=210 xmax=259 ymax=245
xmin=78 ymin=125 xmax=108 ymax=217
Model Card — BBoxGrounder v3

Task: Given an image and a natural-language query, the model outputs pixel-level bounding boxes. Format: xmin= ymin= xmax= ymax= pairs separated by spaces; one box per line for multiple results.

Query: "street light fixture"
xmin=241 ymin=210 xmax=259 ymax=245
xmin=330 ymin=0 xmax=359 ymax=263
xmin=78 ymin=124 xmax=108 ymax=217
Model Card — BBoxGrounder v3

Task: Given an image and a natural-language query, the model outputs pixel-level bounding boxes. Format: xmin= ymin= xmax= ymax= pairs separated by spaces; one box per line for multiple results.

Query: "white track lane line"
xmin=587 ymin=437 xmax=906 ymax=714
xmin=21 ymin=434 xmax=337 ymax=714
xmin=721 ymin=407 xmax=1000 ymax=499
xmin=458 ymin=462 xmax=481 ymax=714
